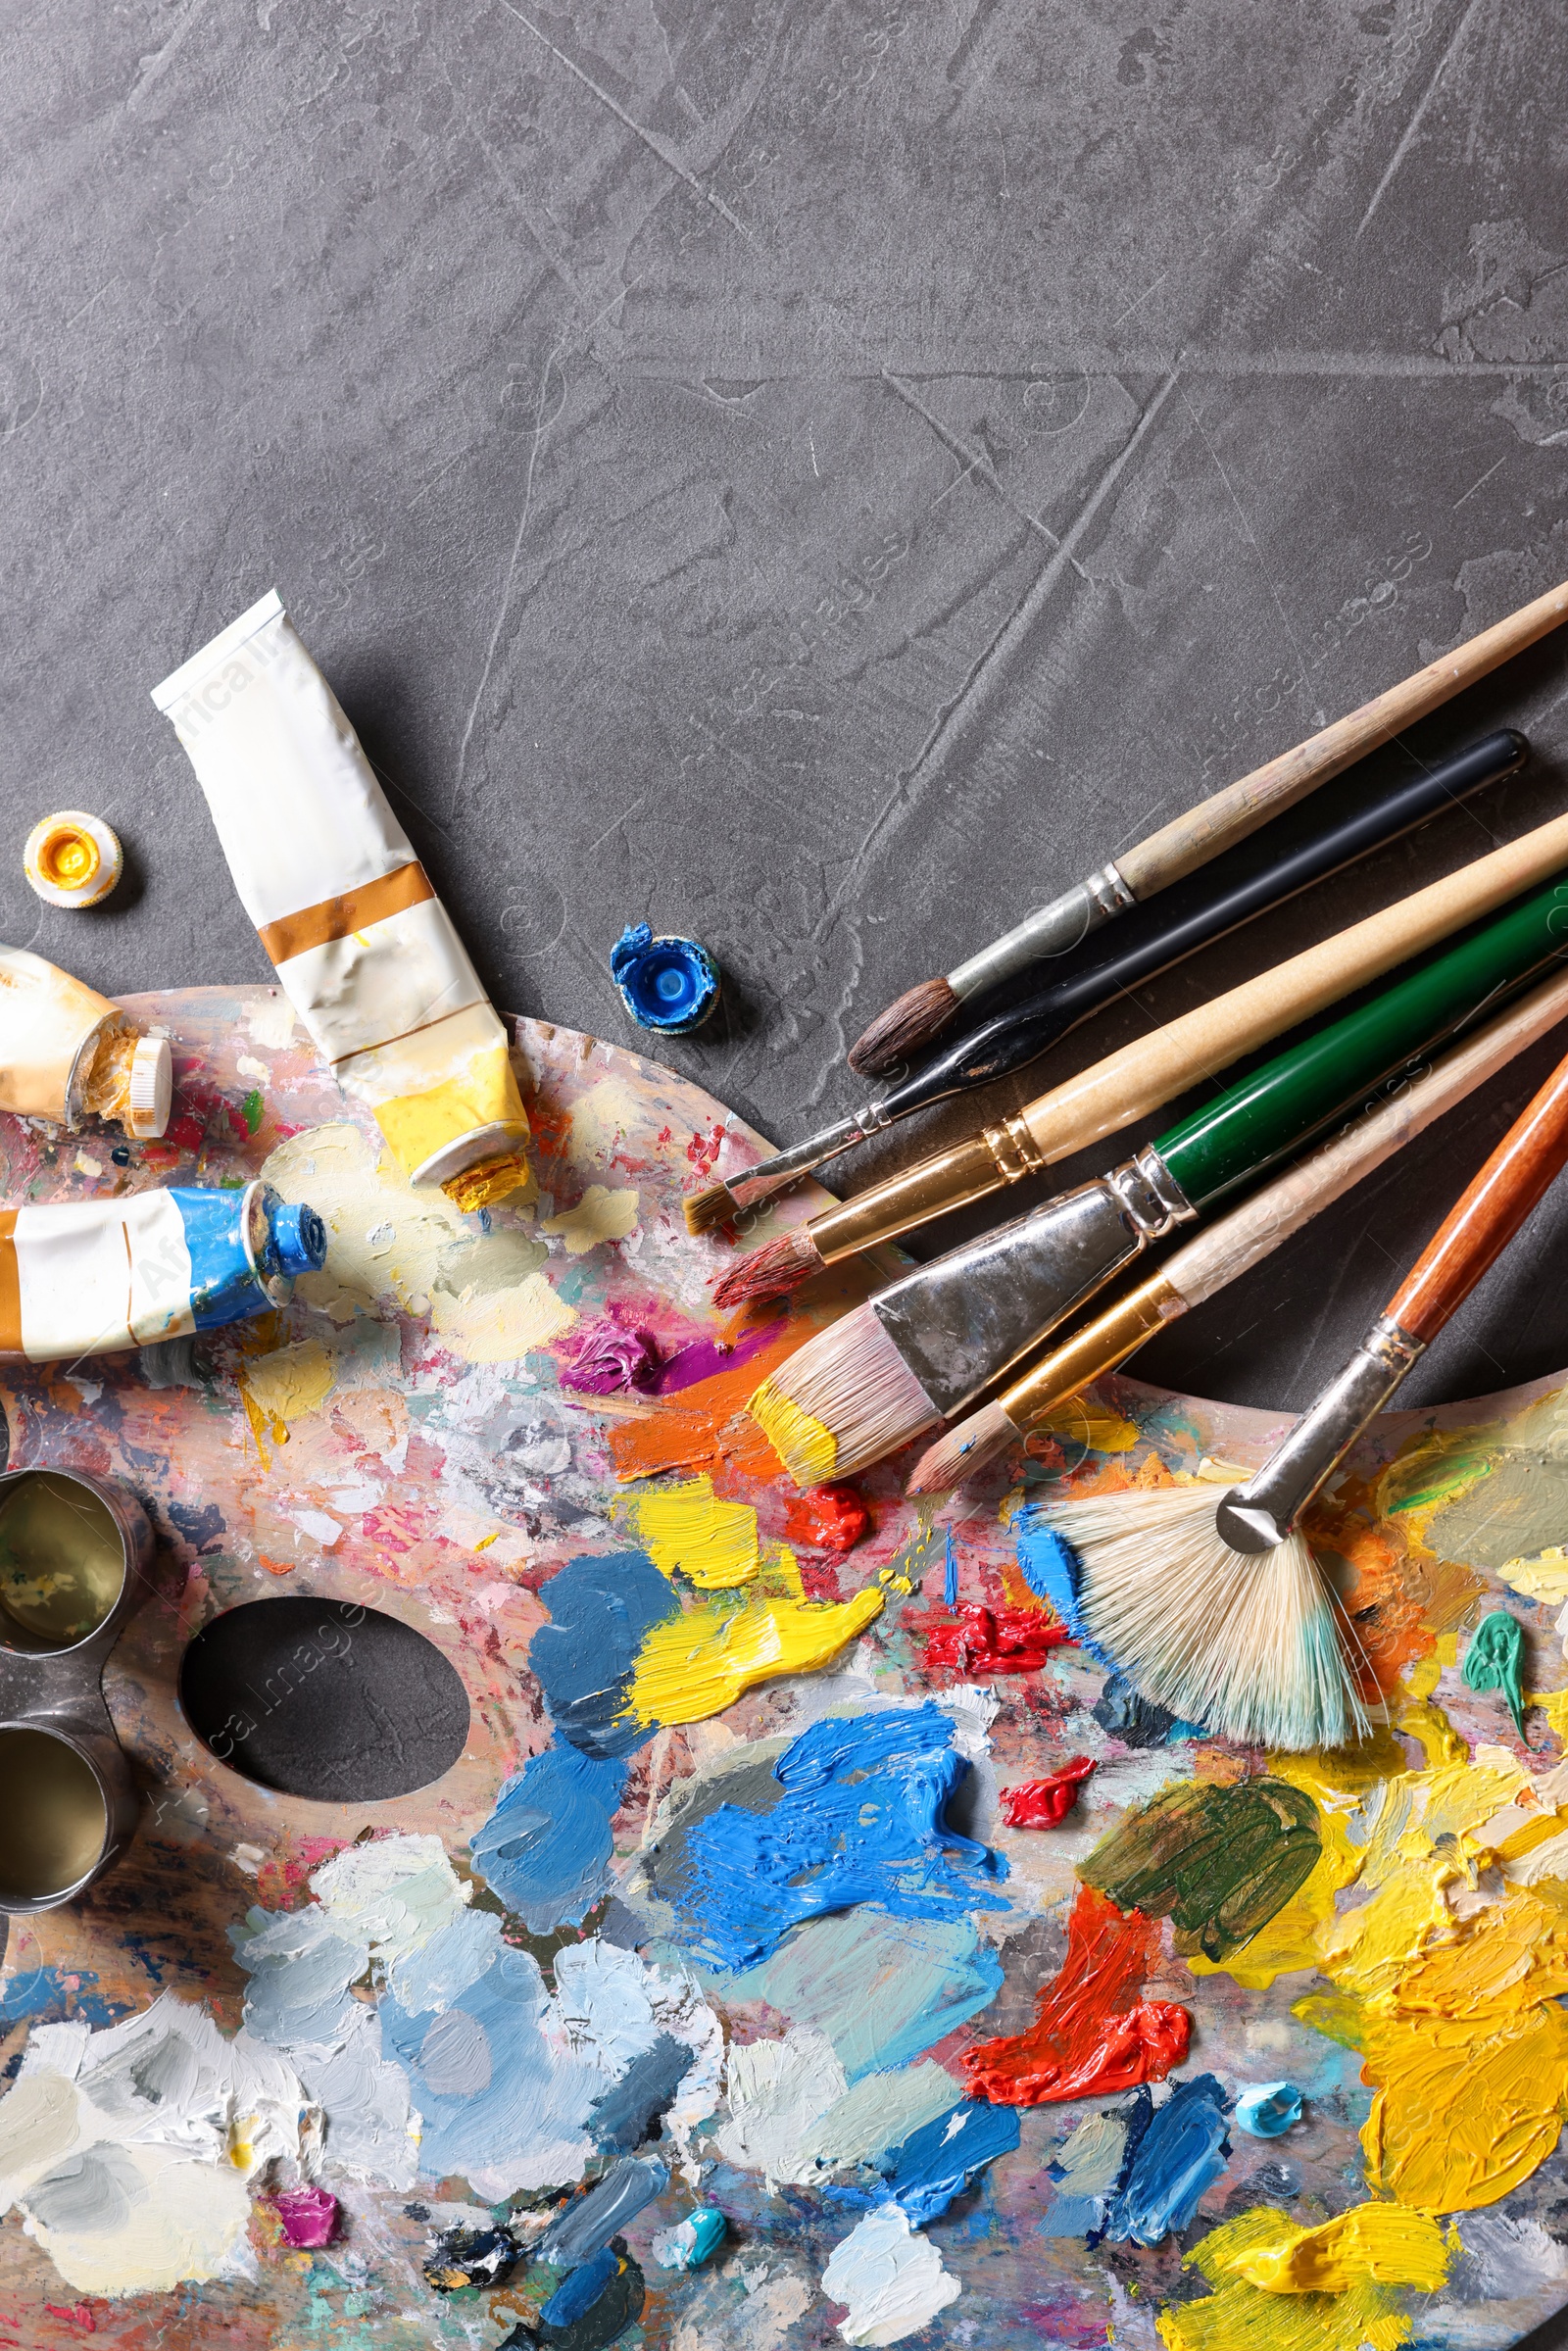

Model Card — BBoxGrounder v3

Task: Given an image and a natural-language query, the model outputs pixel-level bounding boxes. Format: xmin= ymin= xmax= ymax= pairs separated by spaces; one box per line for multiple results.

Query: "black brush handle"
xmin=875 ymin=729 xmax=1527 ymax=1121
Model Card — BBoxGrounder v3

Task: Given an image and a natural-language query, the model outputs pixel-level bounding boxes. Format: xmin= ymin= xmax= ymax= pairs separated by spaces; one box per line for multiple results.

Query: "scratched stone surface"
xmin=6 ymin=1 xmax=1568 ymax=1419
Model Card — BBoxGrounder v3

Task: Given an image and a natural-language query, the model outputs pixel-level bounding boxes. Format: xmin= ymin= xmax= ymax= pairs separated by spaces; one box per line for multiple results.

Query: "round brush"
xmin=1033 ymin=1036 xmax=1568 ymax=1752
xmin=907 ymin=960 xmax=1568 ymax=1494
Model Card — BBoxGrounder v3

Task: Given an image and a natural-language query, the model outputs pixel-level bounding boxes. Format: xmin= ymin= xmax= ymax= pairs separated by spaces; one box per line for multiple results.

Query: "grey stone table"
xmin=6 ymin=0 xmax=1568 ymax=1422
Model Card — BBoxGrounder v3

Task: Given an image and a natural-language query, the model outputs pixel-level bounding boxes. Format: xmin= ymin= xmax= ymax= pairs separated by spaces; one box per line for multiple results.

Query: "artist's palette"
xmin=0 ymin=988 xmax=1566 ymax=2349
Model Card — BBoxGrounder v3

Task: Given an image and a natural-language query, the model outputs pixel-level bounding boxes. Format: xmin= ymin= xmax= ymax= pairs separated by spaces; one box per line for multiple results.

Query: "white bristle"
xmin=1045 ymin=1483 xmax=1369 ymax=1753
xmin=767 ymin=1303 xmax=941 ymax=1480
xmin=906 ymin=1401 xmax=1018 ymax=1494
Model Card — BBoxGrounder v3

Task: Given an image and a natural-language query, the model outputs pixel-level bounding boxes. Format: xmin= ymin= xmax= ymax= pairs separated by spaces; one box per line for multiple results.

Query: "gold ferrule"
xmin=811 ymin=1136 xmax=1008 ymax=1263
xmin=999 ymin=1271 xmax=1186 ymax=1427
xmin=979 ymin=1110 xmax=1049 ymax=1182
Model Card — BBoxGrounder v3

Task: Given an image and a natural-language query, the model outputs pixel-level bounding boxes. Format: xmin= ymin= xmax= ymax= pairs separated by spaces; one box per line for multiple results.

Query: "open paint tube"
xmin=0 ymin=948 xmax=172 ymax=1139
xmin=0 ymin=1181 xmax=325 ymax=1362
xmin=151 ymin=591 xmax=530 ymax=1210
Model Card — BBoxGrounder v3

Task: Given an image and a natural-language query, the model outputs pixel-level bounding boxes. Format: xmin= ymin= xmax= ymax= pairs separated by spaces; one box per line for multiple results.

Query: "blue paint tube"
xmin=0 ymin=1181 xmax=326 ymax=1362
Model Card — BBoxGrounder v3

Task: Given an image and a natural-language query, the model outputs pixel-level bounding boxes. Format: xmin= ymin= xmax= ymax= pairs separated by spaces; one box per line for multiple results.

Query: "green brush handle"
xmin=1156 ymin=873 xmax=1568 ymax=1206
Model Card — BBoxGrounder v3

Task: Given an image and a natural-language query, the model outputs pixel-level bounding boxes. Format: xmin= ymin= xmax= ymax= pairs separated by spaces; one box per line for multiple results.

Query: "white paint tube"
xmin=151 ymin=592 xmax=529 ymax=1209
xmin=0 ymin=949 xmax=171 ymax=1139
xmin=0 ymin=1182 xmax=325 ymax=1362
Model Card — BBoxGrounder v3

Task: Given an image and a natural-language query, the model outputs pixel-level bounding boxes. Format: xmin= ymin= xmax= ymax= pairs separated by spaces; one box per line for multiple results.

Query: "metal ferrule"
xmin=867 ymin=1144 xmax=1196 ymax=1419
xmin=1002 ymin=1269 xmax=1185 ymax=1429
xmin=722 ymin=1103 xmax=894 ymax=1211
xmin=1215 ymin=1314 xmax=1426 ymax=1554
xmin=978 ymin=1109 xmax=1050 ymax=1182
xmin=947 ymin=862 xmax=1134 ymax=1001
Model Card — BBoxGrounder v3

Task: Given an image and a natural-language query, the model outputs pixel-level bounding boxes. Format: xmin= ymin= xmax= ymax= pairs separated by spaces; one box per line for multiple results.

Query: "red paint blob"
xmin=923 ymin=1604 xmax=1070 ymax=1678
xmin=963 ymin=1884 xmax=1189 ymax=2105
xmin=784 ymin=1483 xmax=870 ymax=1555
xmin=999 ymin=1756 xmax=1096 ymax=1828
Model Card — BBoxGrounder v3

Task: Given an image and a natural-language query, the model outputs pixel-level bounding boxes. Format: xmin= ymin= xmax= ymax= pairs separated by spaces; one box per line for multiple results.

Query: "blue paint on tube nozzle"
xmin=611 ymin=924 xmax=720 ymax=1034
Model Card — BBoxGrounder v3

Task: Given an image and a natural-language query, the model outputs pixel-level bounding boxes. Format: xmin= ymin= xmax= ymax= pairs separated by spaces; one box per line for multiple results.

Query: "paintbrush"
xmin=686 ymin=729 xmax=1526 ymax=1235
xmin=1032 ymin=1032 xmax=1568 ymax=1751
xmin=715 ymin=806 xmax=1568 ymax=1309
xmin=907 ymin=958 xmax=1568 ymax=1493
xmin=745 ymin=863 xmax=1568 ymax=1485
xmin=848 ymin=574 xmax=1568 ymax=1076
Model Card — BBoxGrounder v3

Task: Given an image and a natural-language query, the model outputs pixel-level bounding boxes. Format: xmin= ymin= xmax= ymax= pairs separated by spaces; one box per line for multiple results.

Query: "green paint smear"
xmin=241 ymin=1088 xmax=264 ymax=1135
xmin=1081 ymin=1776 xmax=1321 ymax=1963
xmin=1462 ymin=1608 xmax=1527 ymax=1737
xmin=1293 ymin=1985 xmax=1367 ymax=2051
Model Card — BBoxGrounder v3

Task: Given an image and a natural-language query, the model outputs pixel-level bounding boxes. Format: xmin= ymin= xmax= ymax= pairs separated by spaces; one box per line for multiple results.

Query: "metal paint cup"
xmin=0 ymin=1468 xmax=162 ymax=1912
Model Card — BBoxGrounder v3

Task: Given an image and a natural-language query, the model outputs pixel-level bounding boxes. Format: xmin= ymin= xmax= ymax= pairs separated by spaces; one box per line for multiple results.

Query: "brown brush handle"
xmin=1387 ymin=1047 xmax=1568 ymax=1344
xmin=1117 ymin=579 xmax=1568 ymax=900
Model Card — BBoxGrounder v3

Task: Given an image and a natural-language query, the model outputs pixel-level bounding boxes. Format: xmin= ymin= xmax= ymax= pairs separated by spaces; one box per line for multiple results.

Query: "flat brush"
xmin=1034 ymin=1030 xmax=1568 ymax=1752
xmin=686 ymin=729 xmax=1525 ymax=1235
xmin=908 ymin=958 xmax=1568 ymax=1494
xmin=746 ymin=863 xmax=1568 ymax=1485
xmin=849 ymin=573 xmax=1568 ymax=1075
xmin=715 ymin=805 xmax=1568 ymax=1309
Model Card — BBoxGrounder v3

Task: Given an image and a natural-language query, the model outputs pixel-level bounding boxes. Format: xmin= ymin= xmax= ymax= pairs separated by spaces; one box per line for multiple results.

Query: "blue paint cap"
xmin=611 ymin=923 xmax=720 ymax=1035
xmin=269 ymin=1200 xmax=328 ymax=1276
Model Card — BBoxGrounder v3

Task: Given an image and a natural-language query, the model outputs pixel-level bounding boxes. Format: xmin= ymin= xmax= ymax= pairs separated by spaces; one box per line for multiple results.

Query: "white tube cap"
xmin=125 ymin=1036 xmax=172 ymax=1139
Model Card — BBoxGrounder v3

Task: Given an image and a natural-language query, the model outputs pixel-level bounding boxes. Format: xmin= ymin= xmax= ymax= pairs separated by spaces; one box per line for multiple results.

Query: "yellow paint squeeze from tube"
xmin=373 ymin=1042 xmax=529 ymax=1187
xmin=623 ymin=1586 xmax=884 ymax=1728
xmin=1157 ymin=2203 xmax=1450 ymax=2351
xmin=749 ymin=1376 xmax=839 ymax=1484
xmin=637 ymin=1478 xmax=760 ymax=1590
xmin=239 ymin=1339 xmax=336 ymax=1433
xmin=541 ymin=1184 xmax=640 ymax=1255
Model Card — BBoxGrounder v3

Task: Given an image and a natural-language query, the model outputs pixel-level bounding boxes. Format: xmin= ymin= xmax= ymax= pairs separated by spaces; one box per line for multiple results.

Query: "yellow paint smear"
xmin=1500 ymin=1544 xmax=1568 ymax=1604
xmin=623 ymin=1587 xmax=884 ymax=1728
xmin=1158 ymin=2203 xmax=1449 ymax=2351
xmin=542 ymin=1184 xmax=640 ymax=1254
xmin=432 ymin=1270 xmax=577 ymax=1364
xmin=748 ymin=1376 xmax=839 ymax=1484
xmin=1032 ymin=1398 xmax=1141 ymax=1452
xmin=637 ymin=1477 xmax=759 ymax=1589
xmin=1225 ymin=2203 xmax=1453 ymax=2295
xmin=371 ymin=1041 xmax=528 ymax=1178
xmin=239 ymin=1338 xmax=336 ymax=1434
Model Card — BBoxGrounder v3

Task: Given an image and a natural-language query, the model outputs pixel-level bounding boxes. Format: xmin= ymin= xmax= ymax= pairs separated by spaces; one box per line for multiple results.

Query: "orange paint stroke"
xmin=607 ymin=1325 xmax=810 ymax=1483
xmin=963 ymin=1883 xmax=1189 ymax=2106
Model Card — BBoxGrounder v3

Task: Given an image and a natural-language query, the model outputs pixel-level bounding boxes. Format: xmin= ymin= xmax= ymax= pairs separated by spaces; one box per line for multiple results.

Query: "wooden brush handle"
xmin=1117 ymin=579 xmax=1568 ymax=900
xmin=1164 ymin=963 xmax=1568 ymax=1309
xmin=1388 ymin=1045 xmax=1568 ymax=1344
xmin=1023 ymin=808 xmax=1568 ymax=1163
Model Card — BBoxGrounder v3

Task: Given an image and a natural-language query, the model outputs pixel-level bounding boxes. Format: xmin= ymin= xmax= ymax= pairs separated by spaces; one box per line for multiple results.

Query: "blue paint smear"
xmin=705 ymin=1911 xmax=1004 ymax=2083
xmin=1012 ymin=1511 xmax=1088 ymax=1633
xmin=540 ymin=2244 xmax=618 ymax=2327
xmin=470 ymin=1748 xmax=627 ymax=1932
xmin=530 ymin=1551 xmax=679 ymax=1758
xmin=1235 ymin=2081 xmax=1304 ymax=2137
xmin=943 ymin=1529 xmax=957 ymax=1607
xmin=383 ymin=1947 xmax=583 ymax=2180
xmin=1039 ymin=2192 xmax=1104 ymax=2237
xmin=0 ymin=1966 xmax=122 ymax=2029
xmin=1101 ymin=2075 xmax=1231 ymax=2246
xmin=669 ymin=1703 xmax=1009 ymax=1972
xmin=879 ymin=2097 xmax=1021 ymax=2225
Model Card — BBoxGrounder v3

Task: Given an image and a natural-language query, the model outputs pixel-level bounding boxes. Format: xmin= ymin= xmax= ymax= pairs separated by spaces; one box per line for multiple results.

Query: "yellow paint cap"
xmin=125 ymin=1035 xmax=172 ymax=1139
xmin=24 ymin=811 xmax=123 ymax=908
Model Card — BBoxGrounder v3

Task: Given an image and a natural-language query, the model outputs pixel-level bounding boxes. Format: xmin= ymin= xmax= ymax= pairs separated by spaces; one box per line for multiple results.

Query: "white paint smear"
xmin=0 ymin=1995 xmax=311 ymax=2296
xmin=541 ymin=1184 xmax=640 ymax=1255
xmin=820 ymin=2205 xmax=961 ymax=2345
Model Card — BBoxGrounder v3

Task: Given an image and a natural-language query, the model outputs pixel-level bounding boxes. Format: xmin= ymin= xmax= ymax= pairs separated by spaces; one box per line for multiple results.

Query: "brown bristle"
xmin=906 ymin=1400 xmax=1018 ymax=1495
xmin=848 ymin=975 xmax=960 ymax=1077
xmin=682 ymin=1179 xmax=737 ymax=1237
xmin=710 ymin=1226 xmax=823 ymax=1309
